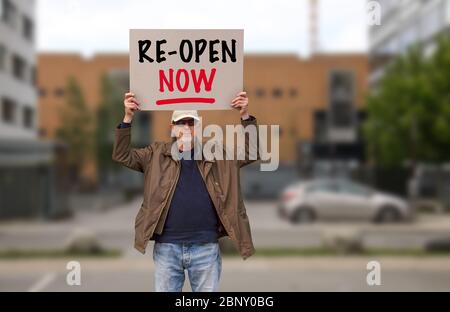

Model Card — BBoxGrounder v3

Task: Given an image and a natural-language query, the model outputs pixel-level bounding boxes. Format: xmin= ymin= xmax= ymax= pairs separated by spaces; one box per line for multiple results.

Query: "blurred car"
xmin=278 ymin=179 xmax=413 ymax=224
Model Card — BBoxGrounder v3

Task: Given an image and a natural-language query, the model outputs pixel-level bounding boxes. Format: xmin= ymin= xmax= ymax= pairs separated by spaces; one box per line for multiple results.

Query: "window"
xmin=31 ymin=65 xmax=36 ymax=86
xmin=135 ymin=111 xmax=151 ymax=145
xmin=0 ymin=44 xmax=6 ymax=71
xmin=272 ymin=88 xmax=283 ymax=98
xmin=314 ymin=110 xmax=327 ymax=142
xmin=400 ymin=20 xmax=419 ymax=52
xmin=329 ymin=71 xmax=354 ymax=128
xmin=12 ymin=54 xmax=26 ymax=80
xmin=420 ymin=5 xmax=442 ymax=41
xmin=39 ymin=128 xmax=47 ymax=137
xmin=289 ymin=88 xmax=298 ymax=98
xmin=306 ymin=181 xmax=338 ymax=194
xmin=54 ymin=88 xmax=65 ymax=97
xmin=23 ymin=106 xmax=34 ymax=128
xmin=2 ymin=97 xmax=16 ymax=123
xmin=1 ymin=0 xmax=17 ymax=28
xmin=22 ymin=15 xmax=34 ymax=41
xmin=255 ymin=88 xmax=266 ymax=98
xmin=338 ymin=181 xmax=371 ymax=197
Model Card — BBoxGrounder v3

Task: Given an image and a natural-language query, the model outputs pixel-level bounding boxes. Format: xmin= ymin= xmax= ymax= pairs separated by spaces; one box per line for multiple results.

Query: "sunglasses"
xmin=173 ymin=119 xmax=195 ymax=126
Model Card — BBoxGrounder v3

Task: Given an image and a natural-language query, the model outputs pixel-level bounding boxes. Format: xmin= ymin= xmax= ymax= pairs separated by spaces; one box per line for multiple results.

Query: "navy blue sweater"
xmin=119 ymin=122 xmax=219 ymax=243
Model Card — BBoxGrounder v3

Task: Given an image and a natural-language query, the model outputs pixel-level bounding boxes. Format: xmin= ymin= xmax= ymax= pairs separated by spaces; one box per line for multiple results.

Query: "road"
xmin=1 ymin=198 xmax=450 ymax=291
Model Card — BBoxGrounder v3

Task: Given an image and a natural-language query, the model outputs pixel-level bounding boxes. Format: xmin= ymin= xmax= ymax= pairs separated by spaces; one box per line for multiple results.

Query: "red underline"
xmin=156 ymin=98 xmax=216 ymax=105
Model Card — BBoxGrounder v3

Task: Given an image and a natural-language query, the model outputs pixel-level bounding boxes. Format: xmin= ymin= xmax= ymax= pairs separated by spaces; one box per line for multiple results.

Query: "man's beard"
xmin=177 ymin=131 xmax=194 ymax=150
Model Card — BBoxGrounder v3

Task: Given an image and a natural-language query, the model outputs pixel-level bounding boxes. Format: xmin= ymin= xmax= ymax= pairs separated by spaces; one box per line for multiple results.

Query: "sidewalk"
xmin=1 ymin=256 xmax=450 ymax=291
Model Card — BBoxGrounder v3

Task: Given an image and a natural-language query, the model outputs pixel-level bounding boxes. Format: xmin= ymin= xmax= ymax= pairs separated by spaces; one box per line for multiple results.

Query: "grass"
xmin=1 ymin=247 xmax=450 ymax=259
xmin=222 ymin=247 xmax=450 ymax=257
xmin=0 ymin=248 xmax=122 ymax=259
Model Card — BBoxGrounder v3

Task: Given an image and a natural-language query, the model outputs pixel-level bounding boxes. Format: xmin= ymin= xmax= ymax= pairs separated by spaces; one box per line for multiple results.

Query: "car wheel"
xmin=375 ymin=206 xmax=401 ymax=223
xmin=290 ymin=207 xmax=316 ymax=224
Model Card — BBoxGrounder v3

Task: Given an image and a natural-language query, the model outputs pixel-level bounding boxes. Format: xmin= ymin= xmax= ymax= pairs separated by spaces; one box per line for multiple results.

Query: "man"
xmin=112 ymin=91 xmax=258 ymax=292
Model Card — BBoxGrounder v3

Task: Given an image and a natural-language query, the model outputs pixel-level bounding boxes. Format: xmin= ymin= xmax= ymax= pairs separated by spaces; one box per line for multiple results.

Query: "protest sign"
xmin=129 ymin=29 xmax=244 ymax=110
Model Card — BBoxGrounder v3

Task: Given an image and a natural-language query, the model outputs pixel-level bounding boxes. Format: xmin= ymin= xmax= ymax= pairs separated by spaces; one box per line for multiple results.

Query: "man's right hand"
xmin=123 ymin=92 xmax=141 ymax=123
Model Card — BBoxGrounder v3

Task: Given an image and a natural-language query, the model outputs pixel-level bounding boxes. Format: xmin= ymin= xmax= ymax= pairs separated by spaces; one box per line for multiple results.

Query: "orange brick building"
xmin=38 ymin=52 xmax=368 ymax=184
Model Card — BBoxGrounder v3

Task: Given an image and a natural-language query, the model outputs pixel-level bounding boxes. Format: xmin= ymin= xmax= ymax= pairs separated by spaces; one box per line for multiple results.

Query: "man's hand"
xmin=123 ymin=92 xmax=141 ymax=123
xmin=231 ymin=91 xmax=250 ymax=120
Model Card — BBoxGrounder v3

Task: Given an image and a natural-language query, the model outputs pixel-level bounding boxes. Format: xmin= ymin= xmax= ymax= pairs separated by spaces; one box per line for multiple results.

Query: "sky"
xmin=36 ymin=0 xmax=368 ymax=58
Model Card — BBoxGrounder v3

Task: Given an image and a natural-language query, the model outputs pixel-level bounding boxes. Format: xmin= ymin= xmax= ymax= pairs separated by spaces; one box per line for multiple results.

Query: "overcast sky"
xmin=37 ymin=0 xmax=368 ymax=57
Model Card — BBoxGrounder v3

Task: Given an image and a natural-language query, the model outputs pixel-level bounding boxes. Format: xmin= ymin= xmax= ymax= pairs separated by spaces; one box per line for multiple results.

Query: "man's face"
xmin=171 ymin=118 xmax=196 ymax=144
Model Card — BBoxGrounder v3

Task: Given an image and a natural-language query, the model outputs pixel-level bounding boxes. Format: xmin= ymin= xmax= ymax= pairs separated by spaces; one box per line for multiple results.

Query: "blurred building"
xmin=37 ymin=52 xmax=368 ymax=196
xmin=0 ymin=0 xmax=67 ymax=219
xmin=369 ymin=0 xmax=450 ymax=87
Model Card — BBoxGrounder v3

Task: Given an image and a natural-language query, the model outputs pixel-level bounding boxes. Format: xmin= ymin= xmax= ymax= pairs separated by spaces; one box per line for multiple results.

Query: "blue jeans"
xmin=153 ymin=242 xmax=222 ymax=292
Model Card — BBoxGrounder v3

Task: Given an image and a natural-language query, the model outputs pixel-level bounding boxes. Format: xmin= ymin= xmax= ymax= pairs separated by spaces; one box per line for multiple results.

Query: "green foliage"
xmin=56 ymin=77 xmax=93 ymax=170
xmin=364 ymin=32 xmax=450 ymax=167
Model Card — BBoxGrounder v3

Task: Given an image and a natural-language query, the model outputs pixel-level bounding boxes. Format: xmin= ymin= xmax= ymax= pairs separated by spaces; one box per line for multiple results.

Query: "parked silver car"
xmin=278 ymin=179 xmax=413 ymax=224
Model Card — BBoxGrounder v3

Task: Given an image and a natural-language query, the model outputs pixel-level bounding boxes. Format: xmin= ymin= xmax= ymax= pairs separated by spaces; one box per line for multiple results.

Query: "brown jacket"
xmin=112 ymin=117 xmax=259 ymax=260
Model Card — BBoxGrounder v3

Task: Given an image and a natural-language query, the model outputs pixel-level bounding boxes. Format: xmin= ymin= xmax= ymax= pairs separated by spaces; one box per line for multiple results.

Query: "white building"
xmin=369 ymin=0 xmax=450 ymax=86
xmin=0 ymin=0 xmax=68 ymax=219
xmin=0 ymin=0 xmax=37 ymax=139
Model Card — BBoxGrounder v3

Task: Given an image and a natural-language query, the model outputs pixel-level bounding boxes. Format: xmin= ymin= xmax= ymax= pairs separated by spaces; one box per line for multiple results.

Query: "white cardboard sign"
xmin=129 ymin=29 xmax=244 ymax=111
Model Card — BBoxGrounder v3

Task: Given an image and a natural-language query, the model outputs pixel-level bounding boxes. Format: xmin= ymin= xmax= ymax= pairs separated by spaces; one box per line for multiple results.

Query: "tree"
xmin=56 ymin=77 xmax=93 ymax=183
xmin=96 ymin=74 xmax=124 ymax=183
xmin=364 ymin=32 xmax=450 ymax=169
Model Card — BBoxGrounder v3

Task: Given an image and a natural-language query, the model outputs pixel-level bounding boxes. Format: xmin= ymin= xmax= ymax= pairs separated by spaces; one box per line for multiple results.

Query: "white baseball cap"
xmin=171 ymin=110 xmax=200 ymax=123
